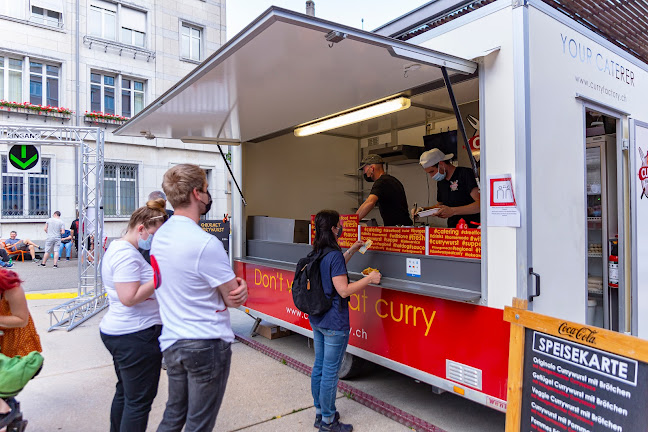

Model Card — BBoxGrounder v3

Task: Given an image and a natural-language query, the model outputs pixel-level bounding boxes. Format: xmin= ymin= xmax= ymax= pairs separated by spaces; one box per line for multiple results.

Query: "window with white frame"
xmin=0 ymin=57 xmax=23 ymax=103
xmin=31 ymin=6 xmax=62 ymax=27
xmin=120 ymin=7 xmax=146 ymax=47
xmin=104 ymin=163 xmax=137 ymax=217
xmin=121 ymin=28 xmax=144 ymax=47
xmin=89 ymin=1 xmax=116 ymax=40
xmin=90 ymin=72 xmax=115 ymax=114
xmin=1 ymin=156 xmax=50 ymax=218
xmin=30 ymin=62 xmax=59 ymax=106
xmin=181 ymin=23 xmax=202 ymax=61
xmin=88 ymin=1 xmax=146 ymax=47
xmin=91 ymin=73 xmax=145 ymax=117
xmin=121 ymin=79 xmax=144 ymax=117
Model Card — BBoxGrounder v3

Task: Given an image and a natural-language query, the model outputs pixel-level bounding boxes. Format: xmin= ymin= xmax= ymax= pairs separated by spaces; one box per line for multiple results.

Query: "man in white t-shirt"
xmin=151 ymin=164 xmax=248 ymax=432
xmin=40 ymin=210 xmax=65 ymax=268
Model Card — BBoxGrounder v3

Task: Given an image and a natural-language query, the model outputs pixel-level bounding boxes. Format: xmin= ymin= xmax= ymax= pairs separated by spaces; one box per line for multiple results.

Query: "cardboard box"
xmin=255 ymin=321 xmax=292 ymax=340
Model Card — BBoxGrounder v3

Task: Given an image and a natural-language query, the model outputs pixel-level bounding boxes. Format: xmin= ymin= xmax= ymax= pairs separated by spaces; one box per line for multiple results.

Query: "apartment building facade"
xmin=0 ymin=0 xmax=230 ymax=240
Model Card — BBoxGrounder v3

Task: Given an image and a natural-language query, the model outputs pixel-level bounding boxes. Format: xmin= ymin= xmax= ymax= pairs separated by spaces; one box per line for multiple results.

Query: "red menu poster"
xmin=310 ymin=214 xmax=359 ymax=248
xmin=360 ymin=227 xmax=426 ymax=255
xmin=428 ymin=228 xmax=481 ymax=259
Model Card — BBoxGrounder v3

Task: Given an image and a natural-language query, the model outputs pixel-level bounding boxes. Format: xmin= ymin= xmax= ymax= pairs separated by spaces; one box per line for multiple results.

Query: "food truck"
xmin=115 ymin=0 xmax=648 ymax=412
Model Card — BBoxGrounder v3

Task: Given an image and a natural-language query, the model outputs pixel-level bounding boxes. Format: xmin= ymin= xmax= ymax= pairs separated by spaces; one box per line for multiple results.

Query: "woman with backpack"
xmin=310 ymin=210 xmax=380 ymax=432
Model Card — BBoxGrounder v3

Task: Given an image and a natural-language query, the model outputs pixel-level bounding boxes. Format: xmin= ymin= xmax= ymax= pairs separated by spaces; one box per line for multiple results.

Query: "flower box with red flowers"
xmin=0 ymin=100 xmax=73 ymax=118
xmin=84 ymin=111 xmax=129 ymax=125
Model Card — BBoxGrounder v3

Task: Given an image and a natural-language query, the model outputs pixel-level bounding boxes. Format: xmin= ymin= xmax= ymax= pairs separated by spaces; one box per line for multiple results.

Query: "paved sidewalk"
xmin=18 ymin=293 xmax=412 ymax=432
xmin=10 ymin=256 xmax=79 ymax=292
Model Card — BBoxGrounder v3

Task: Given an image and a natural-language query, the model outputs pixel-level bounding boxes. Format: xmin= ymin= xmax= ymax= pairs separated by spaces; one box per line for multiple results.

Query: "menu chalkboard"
xmin=521 ymin=329 xmax=648 ymax=432
xmin=199 ymin=220 xmax=229 ymax=253
xmin=505 ymin=300 xmax=648 ymax=432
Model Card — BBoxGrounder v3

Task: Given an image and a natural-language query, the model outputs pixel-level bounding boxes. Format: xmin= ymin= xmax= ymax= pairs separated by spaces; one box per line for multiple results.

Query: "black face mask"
xmin=363 ymin=170 xmax=374 ymax=183
xmin=336 ymin=226 xmax=343 ymax=239
xmin=200 ymin=190 xmax=212 ymax=215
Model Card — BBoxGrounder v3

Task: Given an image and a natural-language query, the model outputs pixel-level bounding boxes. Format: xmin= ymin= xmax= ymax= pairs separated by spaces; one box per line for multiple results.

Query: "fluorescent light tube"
xmin=294 ymin=97 xmax=411 ymax=137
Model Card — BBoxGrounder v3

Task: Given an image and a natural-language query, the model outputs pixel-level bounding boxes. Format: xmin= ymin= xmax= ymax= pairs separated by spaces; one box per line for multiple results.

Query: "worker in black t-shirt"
xmin=414 ymin=149 xmax=480 ymax=228
xmin=356 ymin=154 xmax=413 ymax=226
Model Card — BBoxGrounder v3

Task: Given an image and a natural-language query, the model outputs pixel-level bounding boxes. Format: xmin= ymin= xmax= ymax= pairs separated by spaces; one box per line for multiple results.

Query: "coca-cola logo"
xmin=557 ymin=322 xmax=598 ymax=344
xmin=639 ymin=166 xmax=648 ymax=181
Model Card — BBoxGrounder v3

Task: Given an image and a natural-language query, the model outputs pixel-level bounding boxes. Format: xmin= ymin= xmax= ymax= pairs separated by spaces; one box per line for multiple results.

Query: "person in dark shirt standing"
xmin=414 ymin=149 xmax=480 ymax=228
xmin=70 ymin=212 xmax=79 ymax=252
xmin=355 ymin=155 xmax=413 ymax=226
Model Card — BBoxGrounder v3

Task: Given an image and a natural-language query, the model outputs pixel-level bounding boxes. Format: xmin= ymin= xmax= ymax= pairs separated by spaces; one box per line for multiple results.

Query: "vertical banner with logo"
xmin=631 ymin=120 xmax=648 ymax=337
xmin=200 ymin=220 xmax=230 ymax=254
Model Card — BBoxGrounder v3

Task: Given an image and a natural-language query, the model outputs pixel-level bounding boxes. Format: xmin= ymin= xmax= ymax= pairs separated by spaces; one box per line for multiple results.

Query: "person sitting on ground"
xmin=4 ymin=232 xmax=41 ymax=262
xmin=40 ymin=211 xmax=65 ymax=268
xmin=59 ymin=229 xmax=73 ymax=262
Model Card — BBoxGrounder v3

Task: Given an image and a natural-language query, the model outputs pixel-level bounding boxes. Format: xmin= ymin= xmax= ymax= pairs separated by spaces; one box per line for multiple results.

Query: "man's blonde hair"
xmin=162 ymin=164 xmax=206 ymax=209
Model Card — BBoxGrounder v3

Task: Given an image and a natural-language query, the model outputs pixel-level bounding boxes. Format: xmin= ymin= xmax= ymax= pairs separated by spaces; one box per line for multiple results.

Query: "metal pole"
xmin=74 ymin=0 xmax=80 ymax=206
xmin=441 ymin=66 xmax=480 ymax=189
xmin=217 ymin=144 xmax=247 ymax=206
xmin=77 ymin=134 xmax=84 ymax=296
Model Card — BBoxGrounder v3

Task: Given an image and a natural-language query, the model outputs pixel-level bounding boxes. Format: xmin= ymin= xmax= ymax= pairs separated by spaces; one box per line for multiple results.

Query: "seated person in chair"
xmin=0 ymin=249 xmax=14 ymax=268
xmin=4 ymin=231 xmax=41 ymax=262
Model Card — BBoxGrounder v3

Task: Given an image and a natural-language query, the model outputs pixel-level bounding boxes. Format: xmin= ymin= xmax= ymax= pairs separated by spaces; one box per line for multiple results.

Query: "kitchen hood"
xmin=369 ymin=145 xmax=423 ymax=165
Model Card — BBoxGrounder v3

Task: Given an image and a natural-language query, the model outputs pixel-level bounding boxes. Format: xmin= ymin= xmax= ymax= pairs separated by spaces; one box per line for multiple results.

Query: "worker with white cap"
xmin=413 ymin=148 xmax=480 ymax=228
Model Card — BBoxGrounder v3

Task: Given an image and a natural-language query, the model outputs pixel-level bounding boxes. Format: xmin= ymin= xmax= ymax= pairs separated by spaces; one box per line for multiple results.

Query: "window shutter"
xmin=121 ymin=6 xmax=145 ymax=33
xmin=90 ymin=0 xmax=116 ymax=12
xmin=30 ymin=0 xmax=64 ymax=13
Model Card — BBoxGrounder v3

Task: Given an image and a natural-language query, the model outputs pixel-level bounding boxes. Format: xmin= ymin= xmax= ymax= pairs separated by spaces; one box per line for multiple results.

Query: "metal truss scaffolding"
xmin=0 ymin=125 xmax=105 ymax=331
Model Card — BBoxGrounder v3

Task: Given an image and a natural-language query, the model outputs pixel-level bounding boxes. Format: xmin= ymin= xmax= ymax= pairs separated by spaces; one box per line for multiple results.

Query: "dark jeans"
xmin=157 ymin=339 xmax=232 ymax=432
xmin=101 ymin=325 xmax=163 ymax=432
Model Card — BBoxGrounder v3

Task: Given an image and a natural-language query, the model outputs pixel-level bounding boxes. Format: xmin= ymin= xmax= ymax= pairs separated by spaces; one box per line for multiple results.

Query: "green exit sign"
xmin=8 ymin=145 xmax=41 ymax=173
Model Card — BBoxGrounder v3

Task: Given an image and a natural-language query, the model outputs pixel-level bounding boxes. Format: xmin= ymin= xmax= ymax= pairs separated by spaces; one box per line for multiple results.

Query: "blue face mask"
xmin=138 ymin=231 xmax=153 ymax=250
xmin=432 ymin=165 xmax=446 ymax=182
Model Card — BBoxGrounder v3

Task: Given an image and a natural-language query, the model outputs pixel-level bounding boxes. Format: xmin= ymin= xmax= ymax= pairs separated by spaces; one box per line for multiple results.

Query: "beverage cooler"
xmin=586 ymin=134 xmax=618 ymax=330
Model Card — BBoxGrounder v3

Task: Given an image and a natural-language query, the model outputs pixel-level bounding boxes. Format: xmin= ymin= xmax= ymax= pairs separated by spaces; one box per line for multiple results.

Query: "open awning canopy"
xmin=114 ymin=7 xmax=477 ymax=143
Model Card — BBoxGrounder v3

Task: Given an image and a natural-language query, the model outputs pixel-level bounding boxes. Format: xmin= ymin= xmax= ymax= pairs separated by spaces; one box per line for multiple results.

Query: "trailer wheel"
xmin=338 ymin=352 xmax=366 ymax=380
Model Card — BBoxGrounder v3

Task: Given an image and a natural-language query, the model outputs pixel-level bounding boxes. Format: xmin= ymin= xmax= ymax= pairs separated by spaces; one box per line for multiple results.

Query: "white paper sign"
xmin=488 ymin=174 xmax=520 ymax=227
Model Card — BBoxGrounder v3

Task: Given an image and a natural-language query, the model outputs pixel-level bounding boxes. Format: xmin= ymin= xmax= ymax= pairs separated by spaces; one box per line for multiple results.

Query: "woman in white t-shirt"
xmin=100 ymin=199 xmax=168 ymax=432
